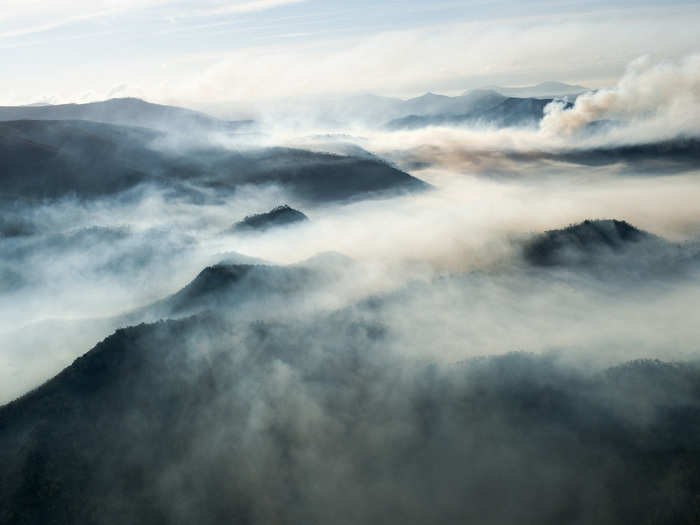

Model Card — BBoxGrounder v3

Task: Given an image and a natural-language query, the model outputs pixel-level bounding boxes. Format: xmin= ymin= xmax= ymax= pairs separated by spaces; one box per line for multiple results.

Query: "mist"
xmin=3 ymin=33 xmax=700 ymax=525
xmin=3 ymin=153 xmax=700 ymax=402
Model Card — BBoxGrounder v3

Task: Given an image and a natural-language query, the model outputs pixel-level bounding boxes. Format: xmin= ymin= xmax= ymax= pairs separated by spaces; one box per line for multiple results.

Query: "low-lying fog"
xmin=2 ymin=53 xmax=700 ymax=403
xmin=4 ymin=51 xmax=700 ymax=524
xmin=2 ymin=158 xmax=700 ymax=402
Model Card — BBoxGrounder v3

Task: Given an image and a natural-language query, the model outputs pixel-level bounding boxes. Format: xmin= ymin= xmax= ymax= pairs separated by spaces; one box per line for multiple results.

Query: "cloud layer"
xmin=2 ymin=3 xmax=699 ymax=105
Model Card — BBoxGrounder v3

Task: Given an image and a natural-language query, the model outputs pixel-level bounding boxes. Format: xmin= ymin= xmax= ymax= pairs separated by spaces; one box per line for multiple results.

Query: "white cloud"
xmin=0 ymin=0 xmax=305 ymax=39
xmin=0 ymin=1 xmax=170 ymax=39
xmin=193 ymin=0 xmax=308 ymax=17
xmin=0 ymin=9 xmax=118 ymax=38
xmin=0 ymin=2 xmax=698 ymax=106
xmin=161 ymin=5 xmax=700 ymax=103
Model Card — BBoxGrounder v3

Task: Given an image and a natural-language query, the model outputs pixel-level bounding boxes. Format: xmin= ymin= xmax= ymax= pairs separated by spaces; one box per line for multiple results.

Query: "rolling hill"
xmin=0 ymin=119 xmax=428 ymax=203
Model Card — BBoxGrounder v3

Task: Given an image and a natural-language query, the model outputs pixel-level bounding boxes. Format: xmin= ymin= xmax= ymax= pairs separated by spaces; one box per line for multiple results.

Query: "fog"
xmin=3 ymin=52 xmax=700 ymax=525
xmin=2 ymin=160 xmax=700 ymax=402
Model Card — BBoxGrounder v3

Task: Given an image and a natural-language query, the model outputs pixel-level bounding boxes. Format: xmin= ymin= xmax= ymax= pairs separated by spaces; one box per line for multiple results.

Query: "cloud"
xmin=0 ymin=1 xmax=171 ymax=39
xmin=4 ymin=166 xmax=700 ymax=402
xmin=0 ymin=0 xmax=305 ymax=40
xmin=0 ymin=9 xmax=119 ymax=39
xmin=1 ymin=3 xmax=698 ymax=106
xmin=162 ymin=5 xmax=700 ymax=103
xmin=192 ymin=0 xmax=308 ymax=16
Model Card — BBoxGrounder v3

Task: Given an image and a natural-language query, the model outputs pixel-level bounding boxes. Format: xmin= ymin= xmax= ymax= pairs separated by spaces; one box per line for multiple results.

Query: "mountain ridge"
xmin=0 ymin=119 xmax=428 ymax=203
xmin=0 ymin=97 xmax=253 ymax=133
xmin=477 ymin=81 xmax=588 ymax=98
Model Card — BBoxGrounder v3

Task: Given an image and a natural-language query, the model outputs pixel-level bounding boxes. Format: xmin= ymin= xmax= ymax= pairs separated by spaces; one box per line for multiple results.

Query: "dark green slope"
xmin=0 ymin=119 xmax=427 ymax=203
xmin=3 ymin=287 xmax=700 ymax=523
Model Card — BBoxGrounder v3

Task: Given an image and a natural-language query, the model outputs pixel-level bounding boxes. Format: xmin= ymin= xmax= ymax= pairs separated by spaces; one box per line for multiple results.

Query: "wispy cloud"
xmin=161 ymin=6 xmax=700 ymax=103
xmin=0 ymin=9 xmax=118 ymax=39
xmin=0 ymin=1 xmax=171 ymax=39
xmin=193 ymin=0 xmax=308 ymax=17
xmin=0 ymin=0 xmax=306 ymax=40
xmin=1 ymin=1 xmax=699 ymax=106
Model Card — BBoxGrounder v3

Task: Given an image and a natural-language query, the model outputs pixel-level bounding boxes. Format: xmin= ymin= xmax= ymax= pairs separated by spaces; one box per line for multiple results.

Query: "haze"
xmin=2 ymin=2 xmax=700 ymax=524
xmin=1 ymin=0 xmax=699 ymax=107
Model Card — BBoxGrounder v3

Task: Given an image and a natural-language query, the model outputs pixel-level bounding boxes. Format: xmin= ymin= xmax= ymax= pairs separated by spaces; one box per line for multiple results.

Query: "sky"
xmin=1 ymin=0 xmax=699 ymax=106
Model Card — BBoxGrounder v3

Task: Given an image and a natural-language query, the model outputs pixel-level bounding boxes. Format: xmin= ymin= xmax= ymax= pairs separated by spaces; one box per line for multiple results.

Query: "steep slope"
xmin=2 ymin=311 xmax=700 ymax=524
xmin=0 ymin=121 xmax=153 ymax=199
xmin=147 ymin=263 xmax=319 ymax=318
xmin=124 ymin=252 xmax=355 ymax=325
xmin=3 ymin=220 xmax=700 ymax=523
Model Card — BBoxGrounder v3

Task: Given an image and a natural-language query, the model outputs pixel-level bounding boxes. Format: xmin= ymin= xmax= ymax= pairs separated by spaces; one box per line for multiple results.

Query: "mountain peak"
xmin=232 ymin=204 xmax=309 ymax=233
xmin=478 ymin=81 xmax=588 ymax=98
xmin=533 ymin=81 xmax=585 ymax=90
xmin=458 ymin=88 xmax=506 ymax=100
xmin=524 ymin=219 xmax=653 ymax=267
xmin=408 ymin=92 xmax=449 ymax=102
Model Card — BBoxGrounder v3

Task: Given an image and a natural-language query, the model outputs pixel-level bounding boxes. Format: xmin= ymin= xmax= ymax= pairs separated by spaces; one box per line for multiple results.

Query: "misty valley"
xmin=3 ymin=63 xmax=700 ymax=525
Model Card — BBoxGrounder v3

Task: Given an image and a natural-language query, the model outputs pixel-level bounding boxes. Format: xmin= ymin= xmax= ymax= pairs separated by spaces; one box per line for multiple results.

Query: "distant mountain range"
xmin=0 ymin=82 xmax=588 ymax=136
xmin=482 ymin=81 xmax=587 ymax=99
xmin=0 ymin=97 xmax=253 ymax=134
xmin=304 ymin=87 xmax=581 ymax=130
xmin=197 ymin=81 xmax=588 ymax=129
xmin=382 ymin=83 xmax=587 ymax=130
xmin=394 ymin=89 xmax=508 ymax=117
xmin=386 ymin=94 xmax=560 ymax=130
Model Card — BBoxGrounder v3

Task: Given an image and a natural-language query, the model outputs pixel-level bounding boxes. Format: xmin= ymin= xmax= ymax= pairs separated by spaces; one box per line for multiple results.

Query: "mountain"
xmin=556 ymin=137 xmax=700 ymax=171
xmin=524 ymin=219 xmax=652 ymax=266
xmin=134 ymin=251 xmax=357 ymax=324
xmin=0 ymin=119 xmax=427 ymax=203
xmin=0 ymin=120 xmax=155 ymax=199
xmin=386 ymin=96 xmax=556 ymax=130
xmin=233 ymin=90 xmax=508 ymax=128
xmin=232 ymin=204 xmax=309 ymax=233
xmin=0 ymin=215 xmax=36 ymax=238
xmin=96 ymin=88 xmax=584 ymax=131
xmin=0 ymin=97 xmax=253 ymax=134
xmin=523 ymin=219 xmax=700 ymax=278
xmin=400 ymin=89 xmax=506 ymax=117
xmin=3 ymin=218 xmax=700 ymax=523
xmin=142 ymin=262 xmax=328 ymax=319
xmin=2 ymin=309 xmax=700 ymax=524
xmin=481 ymin=81 xmax=588 ymax=99
xmin=388 ymin=134 xmax=700 ymax=173
xmin=204 ymin=89 xmax=571 ymax=129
